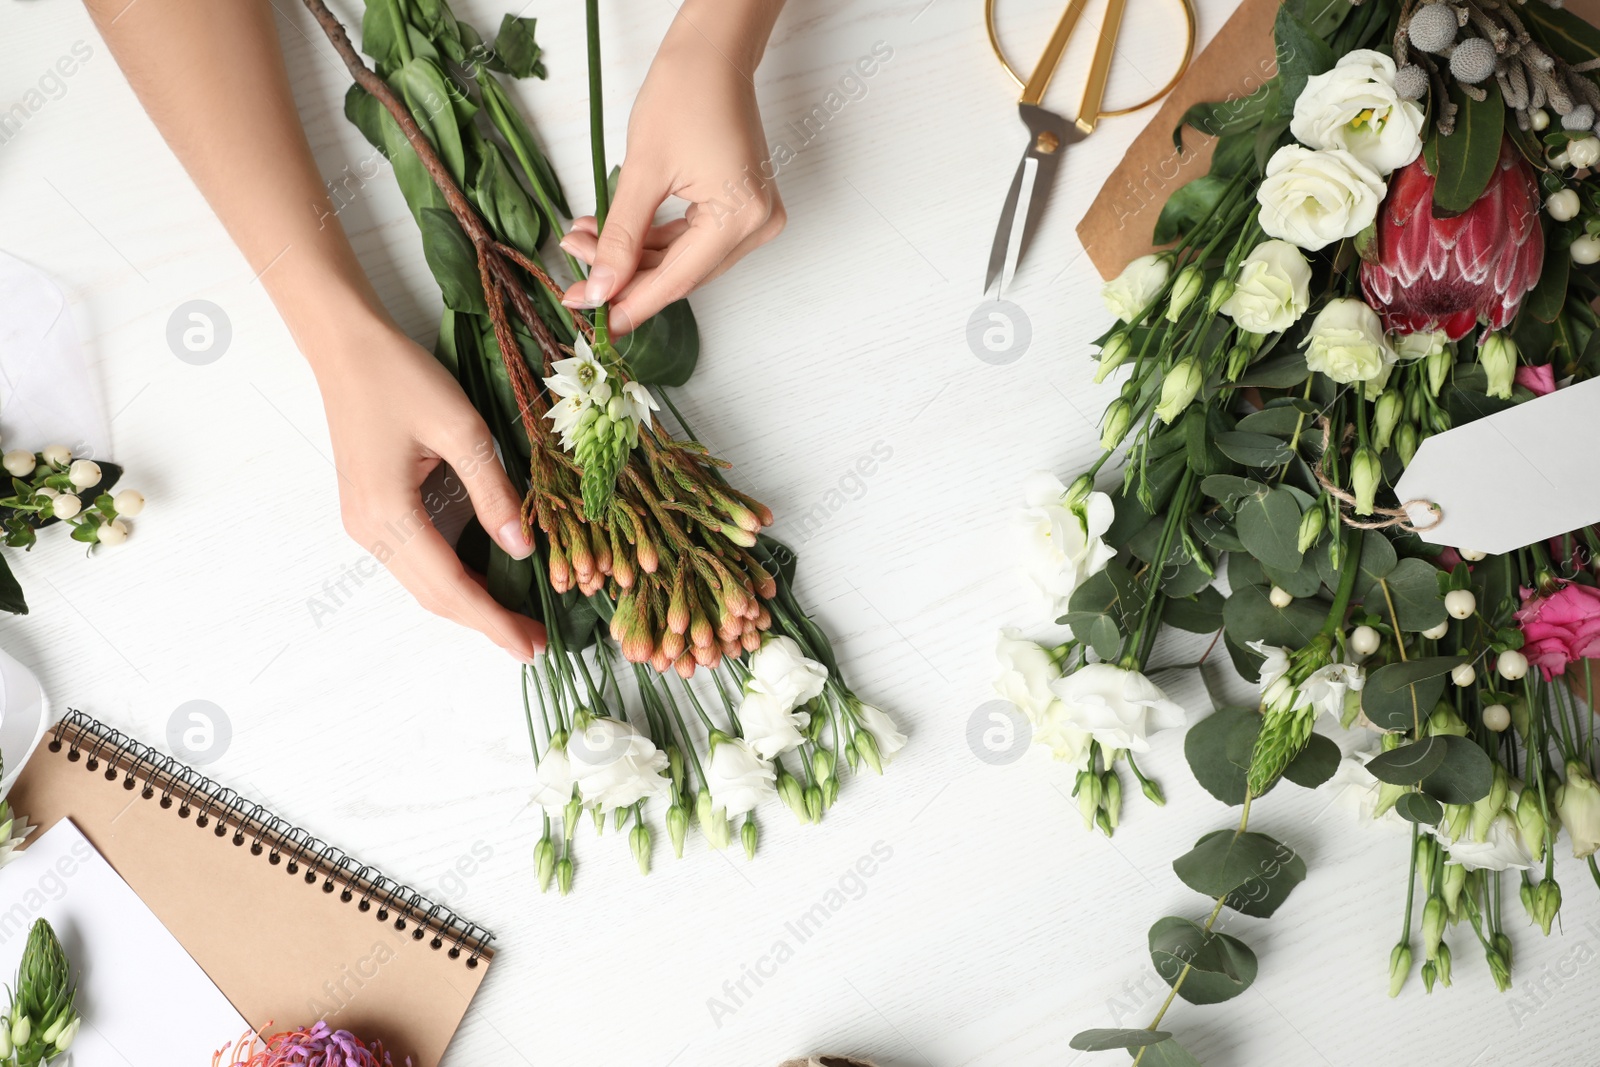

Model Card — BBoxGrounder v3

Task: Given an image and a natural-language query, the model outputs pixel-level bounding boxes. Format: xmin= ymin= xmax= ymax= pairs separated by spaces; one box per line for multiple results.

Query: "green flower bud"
xmin=1434 ymin=941 xmax=1453 ymax=987
xmin=55 ymin=1016 xmax=80 ymax=1053
xmin=822 ymin=776 xmax=841 ymax=808
xmin=563 ymin=796 xmax=581 ymax=841
xmin=701 ymin=796 xmax=731 ymax=851
xmin=11 ymin=1014 xmax=29 ymax=1049
xmin=592 ymin=806 xmax=607 ymax=835
xmin=1064 ymin=473 xmax=1096 ymax=508
xmin=1297 ymin=506 xmax=1326 ymax=553
xmin=1486 ymin=943 xmax=1513 ymax=992
xmin=1479 ymin=332 xmax=1518 ymax=400
xmin=1094 ymin=332 xmax=1133 ymax=383
xmin=556 ymin=857 xmax=574 ymax=896
xmin=1396 ymin=422 xmax=1420 ymax=466
xmin=1207 ymin=277 xmax=1234 ymax=313
xmin=1389 ymin=941 xmax=1413 ymax=998
xmin=1100 ymin=398 xmax=1134 ymax=451
xmin=1154 ymin=359 xmax=1204 ymax=424
xmin=1373 ymin=390 xmax=1404 ymax=452
xmin=1422 ymin=896 xmax=1447 ymax=959
xmin=630 ymin=823 xmax=652 ymax=876
xmin=1426 ymin=344 xmax=1454 ymax=395
xmin=1103 ymin=772 xmax=1123 ymax=830
xmin=1471 ymin=763 xmax=1511 ymax=840
xmin=843 ymin=739 xmax=860 ymax=770
xmin=534 ymin=837 xmax=557 ymax=893
xmin=1420 ymin=958 xmax=1437 ymax=994
xmin=0 ymin=1024 xmax=11 ymax=1058
xmin=1166 ymin=265 xmax=1205 ymax=322
xmin=1350 ymin=446 xmax=1382 ymax=516
xmin=1095 ymin=807 xmax=1114 ymax=836
xmin=1516 ymin=790 xmax=1548 ymax=862
xmin=1427 ymin=704 xmax=1469 ymax=737
xmin=776 ymin=769 xmax=807 ymax=823
xmin=812 ymin=749 xmax=836 ymax=784
xmin=667 ymin=803 xmax=689 ymax=857
xmin=1141 ymin=777 xmax=1167 ymax=806
xmin=1492 ymin=931 xmax=1514 ymax=978
xmin=1075 ymin=770 xmax=1102 ymax=829
xmin=1532 ymin=878 xmax=1562 ymax=936
xmin=1441 ymin=862 xmax=1467 ymax=918
xmin=667 ymin=745 xmax=685 ymax=791
xmin=742 ymin=817 xmax=759 ymax=860
xmin=1415 ymin=833 xmax=1438 ymax=874
xmin=804 ymin=785 xmax=824 ymax=823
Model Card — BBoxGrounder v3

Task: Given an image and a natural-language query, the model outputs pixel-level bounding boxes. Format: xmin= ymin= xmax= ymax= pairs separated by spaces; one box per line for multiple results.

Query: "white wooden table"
xmin=4 ymin=0 xmax=1599 ymax=1064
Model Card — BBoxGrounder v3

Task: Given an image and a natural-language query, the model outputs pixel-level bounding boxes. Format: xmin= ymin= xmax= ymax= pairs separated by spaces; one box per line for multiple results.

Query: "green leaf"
xmin=1184 ymin=408 xmax=1233 ymax=477
xmin=1223 ymin=582 xmax=1326 ymax=648
xmin=475 ymin=144 xmax=545 ymax=256
xmin=1370 ymin=559 xmax=1448 ymax=632
xmin=492 ymin=15 xmax=547 ymax=79
xmin=1261 ymin=560 xmax=1322 ymax=598
xmin=480 ymin=76 xmax=571 ymax=218
xmin=1174 ymin=830 xmax=1306 ymax=917
xmin=1361 ymin=656 xmax=1460 ymax=731
xmin=1154 ymin=175 xmax=1230 ymax=245
xmin=487 ymin=544 xmax=533 ymax=615
xmin=1201 ymin=474 xmax=1269 ymax=510
xmin=1236 ymin=487 xmax=1304 ymax=571
xmin=1185 ymin=707 xmax=1259 ymax=806
xmin=1419 ymin=734 xmax=1495 ymax=804
xmin=1366 ymin=736 xmax=1450 ymax=785
xmin=1526 ymin=238 xmax=1571 ymax=324
xmin=1214 ymin=431 xmax=1293 ymax=468
xmin=1522 ymin=2 xmax=1600 ymax=66
xmin=1395 ymin=792 xmax=1444 ymax=825
xmin=1234 ymin=352 xmax=1311 ymax=388
xmin=0 ymin=553 xmax=27 ymax=615
xmin=1281 ymin=732 xmax=1340 ymax=789
xmin=1316 ymin=531 xmax=1396 ymax=601
xmin=1174 ymin=85 xmax=1273 ymax=150
xmin=1163 ymin=586 xmax=1226 ymax=634
xmin=1149 ymin=916 xmax=1259 ymax=1004
xmin=1430 ymin=82 xmax=1505 ymax=216
xmin=396 ymin=58 xmax=469 ymax=189
xmin=1140 ymin=1041 xmax=1205 ymax=1067
xmin=1274 ymin=4 xmax=1337 ymax=119
xmin=614 ymin=299 xmax=701 ymax=386
xmin=359 ymin=0 xmax=407 ymax=73
xmin=344 ymin=84 xmax=449 ymax=223
xmin=419 ymin=208 xmax=488 ymax=315
xmin=1069 ymin=1029 xmax=1173 ymax=1052
xmin=1235 ymin=405 xmax=1308 ymax=438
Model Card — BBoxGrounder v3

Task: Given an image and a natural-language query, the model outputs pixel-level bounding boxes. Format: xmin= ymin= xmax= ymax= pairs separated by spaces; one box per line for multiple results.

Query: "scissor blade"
xmin=983 ymin=105 xmax=1080 ymax=295
xmin=984 ymin=151 xmax=1033 ymax=296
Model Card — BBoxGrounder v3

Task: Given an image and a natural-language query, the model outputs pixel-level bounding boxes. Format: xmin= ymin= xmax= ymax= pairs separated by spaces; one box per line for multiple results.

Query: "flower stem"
xmin=584 ymin=0 xmax=610 ymax=341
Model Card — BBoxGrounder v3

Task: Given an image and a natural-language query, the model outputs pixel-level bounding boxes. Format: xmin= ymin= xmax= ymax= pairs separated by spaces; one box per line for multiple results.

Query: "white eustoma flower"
xmin=854 ymin=702 xmax=908 ymax=764
xmin=1302 ymin=298 xmax=1396 ymax=383
xmin=995 ymin=629 xmax=1063 ymax=720
xmin=1257 ymin=146 xmax=1385 ymax=251
xmin=705 ymin=735 xmax=776 ymax=817
xmin=1298 ymin=661 xmax=1364 ymax=719
xmin=1047 ymin=663 xmax=1186 ymax=753
xmin=1101 ymin=254 xmax=1171 ymax=323
xmin=529 ymin=749 xmax=577 ymax=818
xmin=738 ymin=688 xmax=811 ymax=760
xmin=746 ymin=635 xmax=828 ymax=708
xmin=1554 ymin=764 xmax=1600 ymax=859
xmin=1436 ymin=812 xmax=1536 ymax=871
xmin=1030 ymin=706 xmax=1095 ymax=770
xmin=1219 ymin=240 xmax=1312 ymax=333
xmin=1290 ymin=50 xmax=1425 ymax=175
xmin=1015 ymin=471 xmax=1116 ymax=621
xmin=1392 ymin=329 xmax=1447 ymax=362
xmin=569 ymin=717 xmax=671 ymax=813
xmin=1326 ymin=749 xmax=1409 ymax=831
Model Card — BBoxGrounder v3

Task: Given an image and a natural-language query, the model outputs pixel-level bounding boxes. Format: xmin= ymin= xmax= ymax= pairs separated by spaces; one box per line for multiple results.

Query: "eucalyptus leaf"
xmin=1366 ymin=736 xmax=1449 ymax=785
xmin=1281 ymin=732 xmax=1340 ymax=789
xmin=1163 ymin=586 xmax=1226 ymax=634
xmin=1419 ymin=734 xmax=1495 ymax=804
xmin=1261 ymin=560 xmax=1323 ymax=598
xmin=1140 ymin=1041 xmax=1205 ymax=1067
xmin=1369 ymin=558 xmax=1448 ymax=631
xmin=1215 ymin=431 xmax=1293 ymax=468
xmin=1361 ymin=656 xmax=1460 ymax=731
xmin=1224 ymin=582 xmax=1327 ymax=649
xmin=1174 ymin=829 xmax=1305 ymax=918
xmin=1395 ymin=792 xmax=1444 ymax=825
xmin=1185 ymin=707 xmax=1260 ymax=805
xmin=0 ymin=553 xmax=26 ymax=615
xmin=1069 ymin=1029 xmax=1173 ymax=1052
xmin=1236 ymin=487 xmax=1304 ymax=571
xmin=1149 ymin=916 xmax=1259 ymax=1004
xmin=1234 ymin=352 xmax=1311 ymax=388
xmin=1316 ymin=531 xmax=1396 ymax=601
xmin=1200 ymin=474 xmax=1269 ymax=510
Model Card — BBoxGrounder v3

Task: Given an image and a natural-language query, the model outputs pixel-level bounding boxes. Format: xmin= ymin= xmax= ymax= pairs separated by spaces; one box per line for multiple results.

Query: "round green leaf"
xmin=1069 ymin=1028 xmax=1173 ymax=1052
xmin=1282 ymin=732 xmax=1340 ymax=789
xmin=1215 ymin=431 xmax=1294 ymax=468
xmin=1236 ymin=487 xmax=1304 ymax=571
xmin=1368 ymin=558 xmax=1448 ymax=632
xmin=1223 ymin=583 xmax=1326 ymax=649
xmin=1361 ymin=657 xmax=1461 ymax=731
xmin=1419 ymin=734 xmax=1495 ymax=805
xmin=1149 ymin=916 xmax=1258 ymax=1005
xmin=1185 ymin=707 xmax=1259 ymax=806
xmin=1365 ymin=736 xmax=1449 ymax=785
xmin=1395 ymin=792 xmax=1444 ymax=825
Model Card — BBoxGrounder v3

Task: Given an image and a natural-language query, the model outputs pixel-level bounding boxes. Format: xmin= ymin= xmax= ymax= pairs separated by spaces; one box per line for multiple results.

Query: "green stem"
xmin=390 ymin=0 xmax=414 ymax=65
xmin=584 ymin=0 xmax=610 ymax=340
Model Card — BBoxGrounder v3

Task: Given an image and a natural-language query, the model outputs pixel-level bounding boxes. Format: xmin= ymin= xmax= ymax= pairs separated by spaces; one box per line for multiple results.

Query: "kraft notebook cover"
xmin=8 ymin=710 xmax=494 ymax=1067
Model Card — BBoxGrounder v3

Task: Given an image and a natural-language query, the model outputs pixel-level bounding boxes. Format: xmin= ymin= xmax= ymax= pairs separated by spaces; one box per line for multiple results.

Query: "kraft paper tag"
xmin=1393 ymin=377 xmax=1600 ymax=555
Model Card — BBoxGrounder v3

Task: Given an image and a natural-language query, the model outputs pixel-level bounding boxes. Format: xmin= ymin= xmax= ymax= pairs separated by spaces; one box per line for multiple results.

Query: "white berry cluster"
xmin=0 ymin=441 xmax=144 ymax=549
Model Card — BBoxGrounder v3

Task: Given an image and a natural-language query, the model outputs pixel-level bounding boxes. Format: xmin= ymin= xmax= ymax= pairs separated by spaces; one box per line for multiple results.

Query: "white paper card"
xmin=0 ymin=820 xmax=250 ymax=1065
xmin=1392 ymin=376 xmax=1600 ymax=555
xmin=0 ymin=251 xmax=110 ymax=461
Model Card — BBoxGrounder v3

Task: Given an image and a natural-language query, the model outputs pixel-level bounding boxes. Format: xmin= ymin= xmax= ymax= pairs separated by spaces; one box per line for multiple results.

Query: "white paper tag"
xmin=0 ymin=250 xmax=111 ymax=460
xmin=1392 ymin=376 xmax=1600 ymax=555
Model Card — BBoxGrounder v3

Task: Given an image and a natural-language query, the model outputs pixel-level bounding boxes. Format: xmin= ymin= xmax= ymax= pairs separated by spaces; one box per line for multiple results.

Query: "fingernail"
xmin=516 ymin=651 xmax=537 ymax=665
xmin=583 ymin=266 xmax=615 ymax=307
xmin=609 ymin=305 xmax=634 ymax=336
xmin=558 ymin=235 xmax=578 ymax=253
xmin=499 ymin=520 xmax=533 ymax=560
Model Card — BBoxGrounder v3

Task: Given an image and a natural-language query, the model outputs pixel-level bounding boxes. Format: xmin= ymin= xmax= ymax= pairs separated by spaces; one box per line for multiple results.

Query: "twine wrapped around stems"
xmin=1313 ymin=418 xmax=1442 ymax=533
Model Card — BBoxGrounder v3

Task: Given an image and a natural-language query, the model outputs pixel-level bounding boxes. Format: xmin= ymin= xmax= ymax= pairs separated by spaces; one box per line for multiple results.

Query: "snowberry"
xmin=1 ymin=451 xmax=35 ymax=478
xmin=1444 ymin=589 xmax=1477 ymax=620
xmin=1482 ymin=704 xmax=1512 ymax=732
xmin=1269 ymin=586 xmax=1294 ymax=608
xmin=1547 ymin=189 xmax=1581 ymax=221
xmin=112 ymin=490 xmax=145 ymax=517
xmin=1531 ymin=109 xmax=1551 ymax=132
xmin=1572 ymin=234 xmax=1600 ymax=265
xmin=1458 ymin=548 xmax=1487 ymax=562
xmin=1451 ymin=662 xmax=1477 ymax=687
xmin=39 ymin=444 xmax=71 ymax=467
xmin=32 ymin=486 xmax=56 ymax=500
xmin=1422 ymin=620 xmax=1450 ymax=640
xmin=67 ymin=460 xmax=101 ymax=489
xmin=50 ymin=494 xmax=81 ymax=520
xmin=1567 ymin=137 xmax=1600 ymax=169
xmin=96 ymin=519 xmax=129 ymax=547
xmin=1350 ymin=625 xmax=1382 ymax=656
xmin=1497 ymin=649 xmax=1529 ymax=681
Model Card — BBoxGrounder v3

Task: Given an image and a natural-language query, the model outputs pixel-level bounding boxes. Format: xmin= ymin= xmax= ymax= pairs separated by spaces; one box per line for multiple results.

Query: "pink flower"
xmin=1515 ymin=363 xmax=1556 ymax=396
xmin=1515 ymin=582 xmax=1600 ymax=677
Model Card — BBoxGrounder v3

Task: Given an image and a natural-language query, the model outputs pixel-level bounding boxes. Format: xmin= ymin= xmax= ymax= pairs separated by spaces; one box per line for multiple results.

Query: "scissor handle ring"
xmin=984 ymin=0 xmax=1196 ymax=118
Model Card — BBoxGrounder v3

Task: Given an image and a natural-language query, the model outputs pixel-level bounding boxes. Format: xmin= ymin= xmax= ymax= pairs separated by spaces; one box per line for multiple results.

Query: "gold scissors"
xmin=983 ymin=0 xmax=1196 ymax=295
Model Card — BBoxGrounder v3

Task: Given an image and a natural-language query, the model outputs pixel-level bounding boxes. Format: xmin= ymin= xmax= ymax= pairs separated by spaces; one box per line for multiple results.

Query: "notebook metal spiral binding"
xmin=46 ymin=709 xmax=494 ymax=968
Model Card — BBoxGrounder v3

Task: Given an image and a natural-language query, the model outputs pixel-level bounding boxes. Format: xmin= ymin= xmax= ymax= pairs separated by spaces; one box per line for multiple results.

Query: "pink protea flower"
xmin=1360 ymin=138 xmax=1543 ymax=340
xmin=1514 ymin=582 xmax=1600 ymax=678
xmin=214 ymin=1023 xmax=409 ymax=1067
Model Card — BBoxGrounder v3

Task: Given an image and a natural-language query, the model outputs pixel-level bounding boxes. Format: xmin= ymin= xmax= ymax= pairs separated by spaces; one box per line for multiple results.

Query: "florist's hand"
xmin=312 ymin=322 xmax=545 ymax=662
xmin=559 ymin=10 xmax=785 ymax=335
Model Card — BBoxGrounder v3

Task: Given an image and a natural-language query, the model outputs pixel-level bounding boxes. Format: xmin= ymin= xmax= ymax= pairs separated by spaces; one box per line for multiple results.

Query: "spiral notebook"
xmin=7 ymin=711 xmax=495 ymax=1067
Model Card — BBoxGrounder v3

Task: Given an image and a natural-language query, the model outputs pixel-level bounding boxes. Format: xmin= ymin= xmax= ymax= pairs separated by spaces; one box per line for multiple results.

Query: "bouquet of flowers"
xmin=997 ymin=0 xmax=1600 ymax=1059
xmin=299 ymin=0 xmax=903 ymax=894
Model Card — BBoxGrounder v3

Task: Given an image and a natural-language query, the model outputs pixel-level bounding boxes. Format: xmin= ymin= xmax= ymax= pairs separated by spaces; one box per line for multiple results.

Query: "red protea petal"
xmin=1360 ymin=138 xmax=1542 ymax=340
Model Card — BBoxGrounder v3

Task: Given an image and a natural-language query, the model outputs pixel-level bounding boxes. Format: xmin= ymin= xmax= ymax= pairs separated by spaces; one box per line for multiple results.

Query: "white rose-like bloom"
xmin=1257 ymin=146 xmax=1385 ymax=251
xmin=1302 ymin=298 xmax=1396 ymax=383
xmin=568 ymin=717 xmax=671 ymax=813
xmin=705 ymin=735 xmax=776 ymax=818
xmin=1046 ymin=663 xmax=1186 ymax=753
xmin=529 ymin=748 xmax=577 ymax=819
xmin=738 ymin=688 xmax=810 ymax=760
xmin=1326 ymin=748 xmax=1409 ymax=832
xmin=746 ymin=635 xmax=828 ymax=708
xmin=1434 ymin=812 xmax=1536 ymax=872
xmin=1291 ymin=50 xmax=1425 ymax=175
xmin=853 ymin=702 xmax=907 ymax=764
xmin=1101 ymin=254 xmax=1170 ymax=323
xmin=1015 ymin=471 xmax=1116 ymax=620
xmin=1219 ymin=240 xmax=1313 ymax=333
xmin=1392 ymin=329 xmax=1447 ymax=362
xmin=1029 ymin=705 xmax=1095 ymax=769
xmin=994 ymin=629 xmax=1063 ymax=720
xmin=1298 ymin=661 xmax=1364 ymax=719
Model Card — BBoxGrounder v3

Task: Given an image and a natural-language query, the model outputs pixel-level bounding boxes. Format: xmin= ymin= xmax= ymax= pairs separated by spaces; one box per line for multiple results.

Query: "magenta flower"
xmin=1515 ymin=582 xmax=1600 ymax=678
xmin=1515 ymin=363 xmax=1556 ymax=396
xmin=214 ymin=1022 xmax=409 ymax=1067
